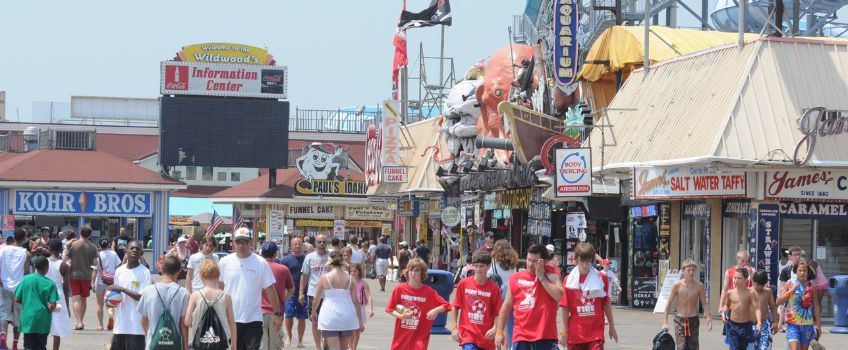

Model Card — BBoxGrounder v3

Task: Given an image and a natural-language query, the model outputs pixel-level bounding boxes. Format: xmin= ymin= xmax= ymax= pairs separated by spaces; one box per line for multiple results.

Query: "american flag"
xmin=205 ymin=210 xmax=223 ymax=237
xmin=233 ymin=207 xmax=245 ymax=230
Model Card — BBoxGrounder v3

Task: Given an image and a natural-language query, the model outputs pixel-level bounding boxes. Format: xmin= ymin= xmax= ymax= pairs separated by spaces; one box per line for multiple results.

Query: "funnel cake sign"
xmin=632 ymin=166 xmax=747 ymax=199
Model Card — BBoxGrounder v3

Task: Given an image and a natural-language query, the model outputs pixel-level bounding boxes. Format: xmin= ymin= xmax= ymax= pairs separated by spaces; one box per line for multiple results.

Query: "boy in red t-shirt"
xmin=385 ymin=258 xmax=451 ymax=350
xmin=450 ymin=252 xmax=502 ymax=350
xmin=495 ymin=244 xmax=563 ymax=350
xmin=560 ymin=243 xmax=618 ymax=350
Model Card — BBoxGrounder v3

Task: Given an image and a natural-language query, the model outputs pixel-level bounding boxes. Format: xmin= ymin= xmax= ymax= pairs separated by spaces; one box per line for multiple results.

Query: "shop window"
xmin=217 ymin=172 xmax=227 ymax=181
xmin=202 ymin=166 xmax=213 ymax=181
xmin=186 ymin=166 xmax=197 ymax=181
xmin=721 ymin=216 xmax=750 ymax=275
xmin=814 ymin=220 xmax=847 ymax=319
xmin=231 ymin=172 xmax=240 ymax=182
xmin=173 ymin=170 xmax=182 ymax=180
xmin=681 ymin=203 xmax=710 ymax=285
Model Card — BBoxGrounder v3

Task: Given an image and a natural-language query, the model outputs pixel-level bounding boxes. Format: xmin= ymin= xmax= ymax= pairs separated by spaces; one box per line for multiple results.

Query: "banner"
xmin=268 ymin=210 xmax=285 ymax=241
xmin=161 ymin=61 xmax=287 ymax=99
xmin=333 ymin=220 xmax=346 ymax=240
xmin=555 ymin=148 xmax=592 ymax=197
xmin=763 ymin=170 xmax=848 ymax=201
xmin=380 ymin=100 xmax=401 ymax=166
xmin=286 ymin=205 xmax=337 ymax=219
xmin=344 ymin=206 xmax=393 ymax=221
xmin=633 ymin=166 xmax=747 ymax=199
xmin=755 ymin=204 xmax=780 ymax=292
xmin=779 ymin=201 xmax=848 ymax=220
xmin=553 ymin=0 xmax=579 ymax=86
xmin=13 ymin=190 xmax=152 ymax=217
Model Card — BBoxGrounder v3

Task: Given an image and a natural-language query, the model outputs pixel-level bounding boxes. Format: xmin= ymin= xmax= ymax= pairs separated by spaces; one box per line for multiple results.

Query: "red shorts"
xmin=568 ymin=340 xmax=604 ymax=350
xmin=69 ymin=279 xmax=92 ymax=298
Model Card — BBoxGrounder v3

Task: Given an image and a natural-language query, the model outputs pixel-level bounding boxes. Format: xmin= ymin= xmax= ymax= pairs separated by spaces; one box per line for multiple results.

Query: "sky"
xmin=0 ymin=0 xmax=524 ymax=121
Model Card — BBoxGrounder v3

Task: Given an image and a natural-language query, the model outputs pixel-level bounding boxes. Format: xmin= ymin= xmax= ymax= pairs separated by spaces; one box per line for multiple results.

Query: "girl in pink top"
xmin=349 ymin=263 xmax=372 ymax=350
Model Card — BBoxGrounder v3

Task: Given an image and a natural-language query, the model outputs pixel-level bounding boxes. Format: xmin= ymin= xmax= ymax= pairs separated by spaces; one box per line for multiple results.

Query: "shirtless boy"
xmin=724 ymin=268 xmax=762 ymax=350
xmin=751 ymin=270 xmax=778 ymax=350
xmin=662 ymin=259 xmax=712 ymax=350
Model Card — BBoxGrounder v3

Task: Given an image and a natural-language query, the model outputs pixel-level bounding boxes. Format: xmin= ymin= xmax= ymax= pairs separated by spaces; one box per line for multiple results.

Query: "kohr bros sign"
xmin=13 ymin=190 xmax=152 ymax=217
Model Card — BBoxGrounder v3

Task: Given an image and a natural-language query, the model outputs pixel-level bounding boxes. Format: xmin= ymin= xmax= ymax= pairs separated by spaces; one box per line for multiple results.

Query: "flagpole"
xmin=438 ymin=24 xmax=445 ymax=113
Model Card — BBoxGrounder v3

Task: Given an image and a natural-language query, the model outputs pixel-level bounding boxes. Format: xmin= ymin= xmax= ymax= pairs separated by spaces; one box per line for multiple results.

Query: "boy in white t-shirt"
xmin=108 ymin=241 xmax=151 ymax=350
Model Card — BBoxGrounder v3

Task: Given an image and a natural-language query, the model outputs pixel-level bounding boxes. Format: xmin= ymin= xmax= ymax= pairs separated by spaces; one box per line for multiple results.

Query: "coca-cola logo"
xmin=262 ymin=74 xmax=283 ymax=84
xmin=793 ymin=107 xmax=848 ymax=165
xmin=164 ymin=65 xmax=188 ymax=91
xmin=766 ymin=171 xmax=834 ymax=196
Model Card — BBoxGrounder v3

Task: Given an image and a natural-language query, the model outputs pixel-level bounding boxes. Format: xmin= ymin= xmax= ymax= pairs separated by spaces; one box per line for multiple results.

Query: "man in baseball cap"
xmin=218 ymin=228 xmax=283 ymax=349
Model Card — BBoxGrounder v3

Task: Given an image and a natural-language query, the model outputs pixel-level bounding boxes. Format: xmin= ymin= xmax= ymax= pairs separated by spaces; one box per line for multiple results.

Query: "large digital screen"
xmin=159 ymin=96 xmax=289 ymax=168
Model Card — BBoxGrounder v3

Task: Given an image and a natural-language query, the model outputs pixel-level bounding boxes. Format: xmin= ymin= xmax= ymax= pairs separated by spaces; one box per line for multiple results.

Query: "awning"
xmin=588 ymin=37 xmax=848 ymax=175
xmin=577 ymin=26 xmax=757 ymax=82
xmin=367 ymin=118 xmax=448 ymax=196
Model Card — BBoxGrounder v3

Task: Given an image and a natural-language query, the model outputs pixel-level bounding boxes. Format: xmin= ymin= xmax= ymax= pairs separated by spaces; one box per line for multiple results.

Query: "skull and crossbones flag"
xmin=398 ymin=0 xmax=452 ymax=30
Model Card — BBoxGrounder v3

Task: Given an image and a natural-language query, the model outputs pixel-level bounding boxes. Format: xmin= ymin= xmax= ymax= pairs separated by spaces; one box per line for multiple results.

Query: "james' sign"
xmin=763 ymin=170 xmax=848 ymax=201
xmin=793 ymin=107 xmax=848 ymax=165
xmin=633 ymin=166 xmax=746 ymax=199
xmin=13 ymin=190 xmax=152 ymax=217
xmin=161 ymin=61 xmax=287 ymax=99
xmin=554 ymin=0 xmax=579 ymax=85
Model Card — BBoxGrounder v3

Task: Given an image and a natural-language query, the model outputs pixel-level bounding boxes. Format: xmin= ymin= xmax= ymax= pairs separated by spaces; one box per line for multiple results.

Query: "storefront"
xmin=586 ymin=37 xmax=848 ymax=311
xmin=212 ymin=143 xmax=383 ymax=248
xmin=0 ymin=149 xmax=184 ymax=271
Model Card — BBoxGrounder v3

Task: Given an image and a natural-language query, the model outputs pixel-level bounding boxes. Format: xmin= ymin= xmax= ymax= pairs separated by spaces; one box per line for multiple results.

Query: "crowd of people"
xmin=660 ymin=247 xmax=826 ymax=350
xmin=2 ymin=222 xmax=830 ymax=350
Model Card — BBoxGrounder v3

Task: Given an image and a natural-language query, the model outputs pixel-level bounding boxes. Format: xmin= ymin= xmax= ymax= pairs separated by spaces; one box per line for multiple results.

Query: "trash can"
xmin=425 ymin=269 xmax=454 ymax=334
xmin=830 ymin=275 xmax=848 ymax=334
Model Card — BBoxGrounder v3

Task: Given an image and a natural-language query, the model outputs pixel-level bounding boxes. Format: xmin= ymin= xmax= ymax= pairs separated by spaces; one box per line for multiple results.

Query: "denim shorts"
xmin=321 ymin=329 xmax=353 ymax=338
xmin=285 ymin=295 xmax=308 ymax=319
xmin=787 ymin=324 xmax=815 ymax=345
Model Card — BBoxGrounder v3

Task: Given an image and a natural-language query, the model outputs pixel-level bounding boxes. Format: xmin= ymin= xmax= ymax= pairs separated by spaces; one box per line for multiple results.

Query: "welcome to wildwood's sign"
xmin=632 ymin=166 xmax=747 ymax=200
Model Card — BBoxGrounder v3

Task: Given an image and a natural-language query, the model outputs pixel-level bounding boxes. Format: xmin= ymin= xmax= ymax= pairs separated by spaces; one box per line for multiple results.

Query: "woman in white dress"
xmin=46 ymin=239 xmax=70 ymax=350
xmin=310 ymin=251 xmax=364 ymax=350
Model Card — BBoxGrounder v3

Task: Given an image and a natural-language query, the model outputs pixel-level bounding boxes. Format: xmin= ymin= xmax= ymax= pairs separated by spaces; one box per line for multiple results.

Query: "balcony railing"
xmin=291 ymin=108 xmax=380 ymax=134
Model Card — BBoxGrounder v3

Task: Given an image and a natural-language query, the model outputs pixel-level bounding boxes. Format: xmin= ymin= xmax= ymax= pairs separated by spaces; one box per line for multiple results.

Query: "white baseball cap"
xmin=546 ymin=244 xmax=555 ymax=252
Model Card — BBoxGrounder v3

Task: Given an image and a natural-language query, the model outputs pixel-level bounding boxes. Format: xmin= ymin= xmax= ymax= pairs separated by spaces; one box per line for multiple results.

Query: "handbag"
xmin=99 ymin=256 xmax=114 ymax=285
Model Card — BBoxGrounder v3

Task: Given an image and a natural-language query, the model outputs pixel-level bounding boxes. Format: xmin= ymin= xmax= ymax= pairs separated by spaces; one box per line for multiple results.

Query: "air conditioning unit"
xmin=51 ymin=130 xmax=96 ymax=150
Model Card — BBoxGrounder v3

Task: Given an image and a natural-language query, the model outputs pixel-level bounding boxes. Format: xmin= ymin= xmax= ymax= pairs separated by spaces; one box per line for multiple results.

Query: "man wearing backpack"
xmin=139 ymin=255 xmax=189 ymax=350
xmin=108 ymin=240 xmax=151 ymax=350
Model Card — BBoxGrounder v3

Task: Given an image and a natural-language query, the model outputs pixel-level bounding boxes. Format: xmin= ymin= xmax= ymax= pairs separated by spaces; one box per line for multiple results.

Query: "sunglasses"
xmin=316 ymin=241 xmax=327 ymax=244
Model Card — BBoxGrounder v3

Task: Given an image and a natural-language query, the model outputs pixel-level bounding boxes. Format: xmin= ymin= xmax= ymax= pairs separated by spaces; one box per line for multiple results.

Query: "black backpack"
xmin=652 ymin=329 xmax=675 ymax=350
xmin=192 ymin=292 xmax=229 ymax=350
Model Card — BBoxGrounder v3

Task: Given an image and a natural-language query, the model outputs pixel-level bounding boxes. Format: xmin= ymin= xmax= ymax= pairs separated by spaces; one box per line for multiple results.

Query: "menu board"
xmin=527 ymin=188 xmax=551 ymax=237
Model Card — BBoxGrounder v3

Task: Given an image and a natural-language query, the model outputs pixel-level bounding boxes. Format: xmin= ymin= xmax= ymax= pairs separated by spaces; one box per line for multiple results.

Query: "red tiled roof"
xmin=96 ymin=133 xmax=158 ymax=161
xmin=288 ymin=140 xmax=366 ymax=170
xmin=0 ymin=149 xmax=183 ymax=186
xmin=211 ymin=167 xmax=365 ymax=199
xmin=172 ymin=185 xmax=231 ymax=198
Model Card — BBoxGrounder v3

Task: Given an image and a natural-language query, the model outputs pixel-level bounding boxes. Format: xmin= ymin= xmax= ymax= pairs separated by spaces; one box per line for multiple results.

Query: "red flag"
xmin=392 ymin=1 xmax=408 ymax=99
